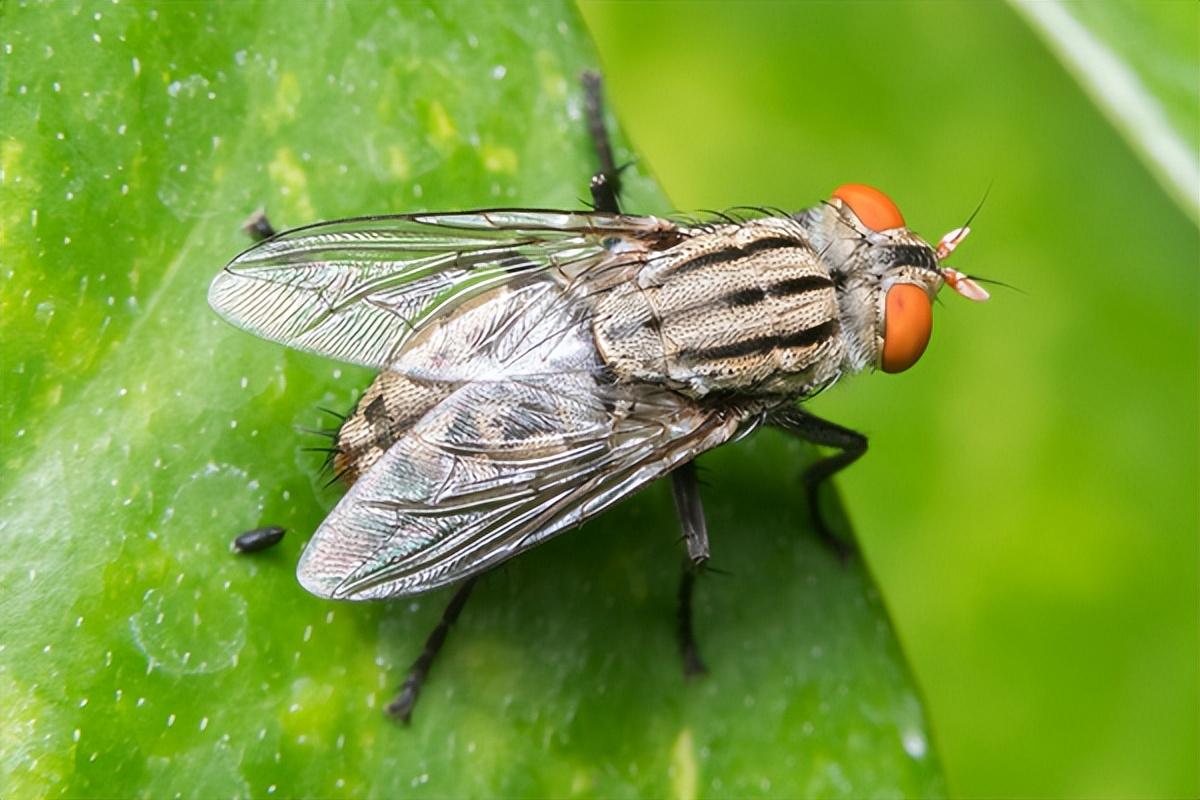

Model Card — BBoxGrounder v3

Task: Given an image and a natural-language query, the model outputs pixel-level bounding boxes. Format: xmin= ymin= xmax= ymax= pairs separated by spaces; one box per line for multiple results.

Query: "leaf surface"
xmin=0 ymin=2 xmax=943 ymax=797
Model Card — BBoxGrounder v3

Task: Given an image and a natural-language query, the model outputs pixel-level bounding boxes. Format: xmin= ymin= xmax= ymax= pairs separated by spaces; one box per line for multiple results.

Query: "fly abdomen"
xmin=334 ymin=371 xmax=454 ymax=484
xmin=592 ymin=217 xmax=844 ymax=398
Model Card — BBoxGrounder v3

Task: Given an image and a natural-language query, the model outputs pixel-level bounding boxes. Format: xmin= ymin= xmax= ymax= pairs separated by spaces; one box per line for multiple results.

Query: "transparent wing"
xmin=296 ymin=375 xmax=755 ymax=599
xmin=208 ymin=210 xmax=677 ymax=368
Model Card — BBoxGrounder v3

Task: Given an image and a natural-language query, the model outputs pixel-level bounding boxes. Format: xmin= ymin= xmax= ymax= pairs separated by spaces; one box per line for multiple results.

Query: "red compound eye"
xmin=832 ymin=183 xmax=905 ymax=231
xmin=881 ymin=284 xmax=932 ymax=373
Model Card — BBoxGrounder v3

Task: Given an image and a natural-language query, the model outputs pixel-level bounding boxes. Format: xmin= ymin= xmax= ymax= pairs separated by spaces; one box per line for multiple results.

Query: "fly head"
xmin=794 ymin=184 xmax=988 ymax=376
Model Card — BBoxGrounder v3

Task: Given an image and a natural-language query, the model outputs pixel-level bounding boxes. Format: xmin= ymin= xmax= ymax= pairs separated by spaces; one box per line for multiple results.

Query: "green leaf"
xmin=0 ymin=2 xmax=942 ymax=797
xmin=1009 ymin=0 xmax=1200 ymax=224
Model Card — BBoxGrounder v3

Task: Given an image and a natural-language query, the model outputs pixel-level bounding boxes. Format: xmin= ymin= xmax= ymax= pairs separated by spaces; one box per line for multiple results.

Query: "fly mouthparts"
xmin=941 ymin=267 xmax=990 ymax=302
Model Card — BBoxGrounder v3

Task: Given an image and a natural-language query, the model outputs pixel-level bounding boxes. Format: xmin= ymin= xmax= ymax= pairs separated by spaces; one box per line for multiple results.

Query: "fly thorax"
xmin=591 ymin=217 xmax=845 ymax=399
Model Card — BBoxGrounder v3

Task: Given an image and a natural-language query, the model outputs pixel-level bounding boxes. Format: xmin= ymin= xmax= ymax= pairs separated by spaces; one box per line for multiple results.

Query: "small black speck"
xmin=233 ymin=526 xmax=285 ymax=553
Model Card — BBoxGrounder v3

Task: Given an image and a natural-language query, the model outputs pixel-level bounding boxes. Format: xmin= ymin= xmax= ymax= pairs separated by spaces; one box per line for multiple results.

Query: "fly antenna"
xmin=962 ymin=181 xmax=992 ymax=230
xmin=941 ymin=267 xmax=990 ymax=301
xmin=967 ymin=275 xmax=1025 ymax=294
xmin=936 ymin=183 xmax=992 ymax=260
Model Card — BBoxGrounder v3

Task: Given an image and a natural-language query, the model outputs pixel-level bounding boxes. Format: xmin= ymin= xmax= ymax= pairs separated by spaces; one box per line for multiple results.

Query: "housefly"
xmin=210 ymin=73 xmax=987 ymax=721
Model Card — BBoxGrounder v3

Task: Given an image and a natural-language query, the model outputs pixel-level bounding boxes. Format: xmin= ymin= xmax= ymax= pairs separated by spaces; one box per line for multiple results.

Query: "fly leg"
xmin=582 ymin=69 xmax=710 ymax=670
xmin=769 ymin=407 xmax=868 ymax=560
xmin=241 ymin=208 xmax=278 ymax=242
xmin=671 ymin=461 xmax=709 ymax=677
xmin=386 ymin=577 xmax=478 ymax=724
xmin=581 ymin=70 xmax=623 ymax=214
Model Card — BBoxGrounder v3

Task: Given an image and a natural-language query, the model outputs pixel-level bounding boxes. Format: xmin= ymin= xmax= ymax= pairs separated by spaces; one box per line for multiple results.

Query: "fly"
xmin=210 ymin=72 xmax=988 ymax=722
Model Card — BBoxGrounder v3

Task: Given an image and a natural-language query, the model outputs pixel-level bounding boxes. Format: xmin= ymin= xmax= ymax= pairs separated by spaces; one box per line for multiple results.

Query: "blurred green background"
xmin=580 ymin=1 xmax=1198 ymax=797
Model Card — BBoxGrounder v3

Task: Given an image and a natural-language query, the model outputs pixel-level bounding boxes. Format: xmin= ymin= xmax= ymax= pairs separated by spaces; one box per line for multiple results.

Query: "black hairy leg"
xmin=769 ymin=406 xmax=869 ymax=560
xmin=581 ymin=70 xmax=624 ymax=214
xmin=386 ymin=577 xmax=478 ymax=724
xmin=241 ymin=208 xmax=278 ymax=242
xmin=671 ymin=461 xmax=709 ymax=677
xmin=584 ymin=68 xmax=712 ymax=675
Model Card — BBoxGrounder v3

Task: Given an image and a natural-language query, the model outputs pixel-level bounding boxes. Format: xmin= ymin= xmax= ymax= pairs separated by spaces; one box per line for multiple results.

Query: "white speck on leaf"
xmin=903 ymin=729 xmax=928 ymax=759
